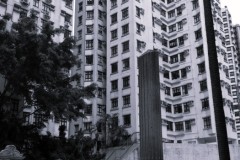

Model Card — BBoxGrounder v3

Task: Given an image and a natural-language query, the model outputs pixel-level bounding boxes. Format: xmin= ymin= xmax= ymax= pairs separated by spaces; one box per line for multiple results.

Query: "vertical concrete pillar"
xmin=203 ymin=1 xmax=231 ymax=160
xmin=138 ymin=50 xmax=163 ymax=160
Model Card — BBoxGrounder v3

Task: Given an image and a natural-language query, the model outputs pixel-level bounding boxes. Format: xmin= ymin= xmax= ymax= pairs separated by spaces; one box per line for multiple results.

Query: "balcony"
xmin=20 ymin=0 xmax=30 ymax=6
xmin=0 ymin=0 xmax=7 ymax=6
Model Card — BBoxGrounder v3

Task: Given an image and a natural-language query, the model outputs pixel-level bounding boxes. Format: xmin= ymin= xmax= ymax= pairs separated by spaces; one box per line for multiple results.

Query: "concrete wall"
xmin=119 ymin=144 xmax=240 ymax=160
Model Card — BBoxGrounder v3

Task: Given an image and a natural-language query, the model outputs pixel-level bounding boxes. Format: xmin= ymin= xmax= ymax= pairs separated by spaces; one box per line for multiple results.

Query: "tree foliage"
xmin=0 ymin=15 xmax=97 ymax=158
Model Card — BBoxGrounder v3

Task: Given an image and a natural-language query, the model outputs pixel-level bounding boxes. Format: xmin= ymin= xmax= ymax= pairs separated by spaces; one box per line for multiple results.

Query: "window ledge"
xmin=111 ymin=107 xmax=118 ymax=111
xmin=122 ymin=86 xmax=130 ymax=90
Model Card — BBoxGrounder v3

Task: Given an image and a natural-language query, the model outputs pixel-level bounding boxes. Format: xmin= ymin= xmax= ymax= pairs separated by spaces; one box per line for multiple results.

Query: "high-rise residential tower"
xmin=0 ymin=0 xmax=74 ymax=137
xmin=69 ymin=0 xmax=107 ymax=142
xmin=106 ymin=0 xmax=237 ymax=144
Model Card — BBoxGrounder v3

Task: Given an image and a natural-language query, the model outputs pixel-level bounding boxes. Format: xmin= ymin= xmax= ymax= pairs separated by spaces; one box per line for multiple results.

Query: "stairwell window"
xmin=196 ymin=45 xmax=204 ymax=57
xmin=111 ymin=45 xmax=118 ymax=57
xmin=86 ymin=40 xmax=94 ymax=49
xmin=122 ymin=58 xmax=130 ymax=70
xmin=169 ymin=24 xmax=176 ymax=33
xmin=111 ymin=29 xmax=118 ymax=40
xmin=122 ymin=41 xmax=129 ymax=53
xmin=111 ymin=62 xmax=118 ymax=74
xmin=123 ymin=76 xmax=130 ymax=88
xmin=169 ymin=39 xmax=177 ymax=48
xmin=165 ymin=87 xmax=171 ymax=96
xmin=85 ymin=71 xmax=93 ymax=81
xmin=176 ymin=6 xmax=182 ymax=16
xmin=166 ymin=121 xmax=173 ymax=131
xmin=122 ymin=24 xmax=129 ymax=36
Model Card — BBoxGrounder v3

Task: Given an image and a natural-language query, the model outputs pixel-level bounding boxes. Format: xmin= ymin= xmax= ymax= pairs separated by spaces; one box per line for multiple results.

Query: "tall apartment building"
xmin=0 ymin=0 xmax=74 ymax=137
xmin=222 ymin=7 xmax=240 ymax=143
xmin=69 ymin=0 xmax=107 ymax=140
xmin=106 ymin=0 xmax=237 ymax=144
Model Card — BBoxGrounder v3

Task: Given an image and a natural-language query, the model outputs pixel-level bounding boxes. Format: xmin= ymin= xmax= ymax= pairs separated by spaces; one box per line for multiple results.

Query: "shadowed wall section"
xmin=138 ymin=50 xmax=163 ymax=160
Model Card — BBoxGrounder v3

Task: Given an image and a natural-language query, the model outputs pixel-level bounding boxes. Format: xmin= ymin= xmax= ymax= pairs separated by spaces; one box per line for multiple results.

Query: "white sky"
xmin=221 ymin=0 xmax=240 ymax=24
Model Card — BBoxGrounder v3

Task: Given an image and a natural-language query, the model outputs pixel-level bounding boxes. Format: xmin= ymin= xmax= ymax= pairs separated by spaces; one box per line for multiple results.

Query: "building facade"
xmin=69 ymin=0 xmax=107 ymax=142
xmin=0 ymin=0 xmax=74 ymax=137
xmin=105 ymin=0 xmax=238 ymax=144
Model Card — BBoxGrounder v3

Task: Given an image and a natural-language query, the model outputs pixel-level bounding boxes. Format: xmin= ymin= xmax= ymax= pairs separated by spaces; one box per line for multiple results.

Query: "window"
xmin=64 ymin=30 xmax=71 ymax=38
xmin=172 ymin=70 xmax=180 ymax=80
xmin=122 ymin=58 xmax=130 ymax=70
xmin=136 ymin=6 xmax=141 ymax=17
xmin=78 ymin=30 xmax=82 ymax=39
xmin=85 ymin=71 xmax=93 ymax=81
xmin=42 ymin=3 xmax=50 ymax=12
xmin=161 ymin=9 xmax=166 ymax=17
xmin=168 ymin=10 xmax=175 ymax=18
xmin=192 ymin=0 xmax=199 ymax=10
xmin=74 ymin=124 xmax=79 ymax=133
xmin=123 ymin=114 xmax=131 ymax=127
xmin=169 ymin=24 xmax=176 ymax=33
xmin=84 ymin=122 xmax=92 ymax=131
xmin=182 ymin=85 xmax=188 ymax=95
xmin=164 ymin=71 xmax=169 ymax=79
xmin=87 ymin=0 xmax=94 ymax=5
xmin=86 ymin=55 xmax=93 ymax=65
xmin=98 ymin=71 xmax=103 ymax=81
xmin=122 ymin=41 xmax=129 ymax=53
xmin=181 ymin=68 xmax=187 ymax=78
xmin=122 ymin=0 xmax=128 ymax=4
xmin=166 ymin=104 xmax=172 ymax=113
xmin=98 ymin=25 xmax=104 ymax=35
xmin=123 ymin=95 xmax=130 ymax=106
xmin=33 ymin=0 xmax=39 ymax=7
xmin=78 ymin=16 xmax=82 ymax=26
xmin=111 ymin=98 xmax=118 ymax=108
xmin=194 ymin=13 xmax=200 ymax=24
xmin=87 ymin=10 xmax=94 ymax=19
xmin=162 ymin=39 xmax=168 ymax=47
xmin=175 ymin=122 xmax=184 ymax=131
xmin=196 ymin=45 xmax=204 ymax=57
xmin=122 ymin=24 xmax=129 ymax=36
xmin=174 ymin=104 xmax=182 ymax=114
xmin=136 ymin=23 xmax=141 ymax=34
xmin=198 ymin=62 xmax=205 ymax=74
xmin=98 ymin=10 xmax=104 ymax=20
xmin=185 ymin=120 xmax=192 ymax=131
xmin=111 ymin=80 xmax=118 ymax=91
xmin=199 ymin=80 xmax=207 ymax=91
xmin=178 ymin=21 xmax=183 ymax=30
xmin=203 ymin=117 xmax=211 ymax=129
xmin=123 ymin=76 xmax=130 ymax=88
xmin=195 ymin=29 xmax=202 ymax=40
xmin=85 ymin=105 xmax=92 ymax=115
xmin=122 ymin=8 xmax=129 ymax=19
xmin=98 ymin=40 xmax=103 ymax=50
xmin=111 ymin=63 xmax=118 ymax=73
xmin=111 ymin=45 xmax=118 ymax=57
xmin=166 ymin=121 xmax=173 ymax=131
xmin=169 ymin=39 xmax=177 ymax=48
xmin=173 ymin=87 xmax=181 ymax=97
xmin=165 ymin=86 xmax=171 ymax=95
xmin=201 ymin=98 xmax=209 ymax=110
xmin=179 ymin=52 xmax=185 ymax=62
xmin=98 ymin=88 xmax=103 ymax=98
xmin=78 ymin=2 xmax=83 ymax=12
xmin=23 ymin=112 xmax=30 ymax=124
xmin=178 ymin=36 xmax=184 ymax=46
xmin=78 ymin=45 xmax=82 ymax=54
xmin=161 ymin=24 xmax=167 ymax=32
xmin=111 ymin=0 xmax=117 ymax=8
xmin=86 ymin=25 xmax=94 ymax=34
xmin=170 ymin=54 xmax=178 ymax=63
xmin=184 ymin=103 xmax=190 ymax=113
xmin=86 ymin=40 xmax=94 ymax=49
xmin=177 ymin=6 xmax=182 ymax=16
xmin=34 ymin=113 xmax=44 ymax=127
xmin=66 ymin=0 xmax=73 ymax=8
xmin=111 ymin=13 xmax=118 ymax=24
xmin=167 ymin=0 xmax=174 ymax=4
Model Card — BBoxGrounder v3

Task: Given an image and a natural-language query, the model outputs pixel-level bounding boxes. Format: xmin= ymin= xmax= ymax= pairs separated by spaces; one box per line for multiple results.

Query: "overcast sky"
xmin=221 ymin=0 xmax=240 ymax=24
